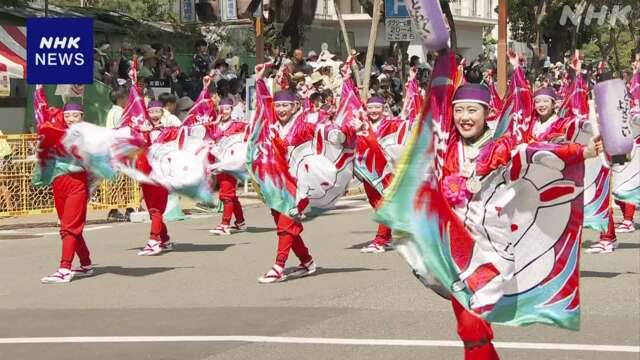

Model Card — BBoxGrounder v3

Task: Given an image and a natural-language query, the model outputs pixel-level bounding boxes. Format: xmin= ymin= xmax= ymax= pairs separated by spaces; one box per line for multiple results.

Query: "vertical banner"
xmin=0 ymin=71 xmax=9 ymax=97
xmin=181 ymin=0 xmax=196 ymax=23
xmin=222 ymin=0 xmax=238 ymax=21
xmin=245 ymin=76 xmax=255 ymax=122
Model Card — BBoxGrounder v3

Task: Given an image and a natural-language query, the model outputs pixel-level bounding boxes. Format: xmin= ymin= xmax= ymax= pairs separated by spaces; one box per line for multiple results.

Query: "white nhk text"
xmin=34 ymin=36 xmax=85 ymax=66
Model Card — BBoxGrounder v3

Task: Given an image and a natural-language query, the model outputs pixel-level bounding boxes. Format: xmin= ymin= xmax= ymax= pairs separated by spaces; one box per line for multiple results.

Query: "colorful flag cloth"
xmin=181 ymin=87 xmax=217 ymax=126
xmin=401 ymin=74 xmax=423 ymax=125
xmin=246 ymin=79 xmax=300 ymax=217
xmin=116 ymin=126 xmax=215 ymax=202
xmin=32 ymin=86 xmax=145 ymax=186
xmin=376 ymin=117 xmax=411 ymax=168
xmin=532 ymin=73 xmax=611 ymax=232
xmin=492 ymin=64 xmax=533 ymax=144
xmin=246 ymin=78 xmax=357 ymax=217
xmin=344 ymin=82 xmax=394 ymax=196
xmin=376 ymin=49 xmax=588 ymax=331
xmin=485 ymin=69 xmax=503 ymax=124
xmin=207 ymin=121 xmax=249 ymax=180
xmin=119 ymin=62 xmax=151 ymax=130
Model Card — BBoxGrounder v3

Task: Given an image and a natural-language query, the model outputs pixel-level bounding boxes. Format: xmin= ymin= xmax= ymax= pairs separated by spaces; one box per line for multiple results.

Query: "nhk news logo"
xmin=27 ymin=17 xmax=94 ymax=84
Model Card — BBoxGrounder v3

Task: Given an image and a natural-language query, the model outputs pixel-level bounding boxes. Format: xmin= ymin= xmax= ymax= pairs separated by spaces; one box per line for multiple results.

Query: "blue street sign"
xmin=385 ymin=0 xmax=410 ymax=18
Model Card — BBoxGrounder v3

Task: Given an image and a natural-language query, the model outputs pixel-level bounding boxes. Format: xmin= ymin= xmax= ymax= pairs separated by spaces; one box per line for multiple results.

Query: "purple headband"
xmin=148 ymin=100 xmax=163 ymax=109
xmin=219 ymin=97 xmax=234 ymax=107
xmin=274 ymin=90 xmax=297 ymax=103
xmin=63 ymin=103 xmax=83 ymax=113
xmin=367 ymin=96 xmax=385 ymax=105
xmin=533 ymin=87 xmax=558 ymax=101
xmin=452 ymin=84 xmax=491 ymax=107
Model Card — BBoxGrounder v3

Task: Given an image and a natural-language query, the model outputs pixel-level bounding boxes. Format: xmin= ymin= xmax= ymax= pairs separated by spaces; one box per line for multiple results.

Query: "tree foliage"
xmin=49 ymin=0 xmax=177 ymax=23
xmin=508 ymin=0 xmax=639 ymax=74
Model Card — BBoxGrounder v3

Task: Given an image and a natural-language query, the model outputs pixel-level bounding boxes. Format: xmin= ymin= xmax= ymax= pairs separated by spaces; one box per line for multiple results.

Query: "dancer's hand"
xmin=508 ymin=49 xmax=519 ymax=68
xmin=255 ymin=63 xmax=271 ymax=80
xmin=584 ymin=135 xmax=603 ymax=159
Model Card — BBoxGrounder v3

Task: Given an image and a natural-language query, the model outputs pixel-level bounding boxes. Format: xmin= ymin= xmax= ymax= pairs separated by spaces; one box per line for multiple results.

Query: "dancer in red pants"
xmin=209 ymin=97 xmax=247 ymax=235
xmin=257 ymin=89 xmax=316 ymax=283
xmin=41 ymin=103 xmax=94 ymax=283
xmin=137 ymin=101 xmax=174 ymax=256
xmin=360 ymin=96 xmax=393 ymax=253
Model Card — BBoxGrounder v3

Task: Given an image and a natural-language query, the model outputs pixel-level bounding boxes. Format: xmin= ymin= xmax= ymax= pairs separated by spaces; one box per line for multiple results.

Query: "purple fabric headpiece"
xmin=453 ymin=84 xmax=491 ymax=107
xmin=63 ymin=103 xmax=83 ymax=113
xmin=148 ymin=100 xmax=163 ymax=109
xmin=274 ymin=90 xmax=297 ymax=103
xmin=219 ymin=97 xmax=234 ymax=107
xmin=367 ymin=96 xmax=385 ymax=105
xmin=533 ymin=87 xmax=558 ymax=101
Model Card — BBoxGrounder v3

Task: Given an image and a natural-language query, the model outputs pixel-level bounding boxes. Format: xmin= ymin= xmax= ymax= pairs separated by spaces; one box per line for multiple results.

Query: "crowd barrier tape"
xmin=0 ymin=133 xmax=141 ymax=217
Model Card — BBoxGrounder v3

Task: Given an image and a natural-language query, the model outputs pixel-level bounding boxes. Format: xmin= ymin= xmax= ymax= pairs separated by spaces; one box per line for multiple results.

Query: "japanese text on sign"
xmin=385 ymin=18 xmax=417 ymax=42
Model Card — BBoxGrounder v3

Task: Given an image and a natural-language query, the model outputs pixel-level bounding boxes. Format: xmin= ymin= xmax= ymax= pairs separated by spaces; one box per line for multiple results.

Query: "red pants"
xmin=271 ymin=210 xmax=312 ymax=267
xmin=617 ymin=200 xmax=636 ymax=222
xmin=141 ymin=183 xmax=169 ymax=242
xmin=217 ymin=173 xmax=245 ymax=225
xmin=601 ymin=201 xmax=636 ymax=241
xmin=137 ymin=154 xmax=170 ymax=243
xmin=52 ymin=172 xmax=91 ymax=269
xmin=363 ymin=181 xmax=392 ymax=246
xmin=452 ymin=297 xmax=500 ymax=360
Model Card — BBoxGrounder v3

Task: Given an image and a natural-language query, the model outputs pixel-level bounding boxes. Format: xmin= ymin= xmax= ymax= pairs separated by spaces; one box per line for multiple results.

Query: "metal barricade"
xmin=0 ymin=133 xmax=140 ymax=217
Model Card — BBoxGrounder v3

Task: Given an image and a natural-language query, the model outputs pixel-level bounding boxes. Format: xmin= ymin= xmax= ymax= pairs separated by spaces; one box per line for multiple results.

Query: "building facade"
xmin=307 ymin=0 xmax=497 ymax=61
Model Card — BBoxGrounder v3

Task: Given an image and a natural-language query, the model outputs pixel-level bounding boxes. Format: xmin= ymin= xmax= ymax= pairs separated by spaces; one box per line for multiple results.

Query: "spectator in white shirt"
xmin=158 ymin=93 xmax=182 ymax=127
xmin=105 ymin=87 xmax=128 ymax=129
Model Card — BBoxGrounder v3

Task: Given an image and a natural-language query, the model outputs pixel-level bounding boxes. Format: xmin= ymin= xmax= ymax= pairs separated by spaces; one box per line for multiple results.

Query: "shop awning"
xmin=0 ymin=25 xmax=26 ymax=79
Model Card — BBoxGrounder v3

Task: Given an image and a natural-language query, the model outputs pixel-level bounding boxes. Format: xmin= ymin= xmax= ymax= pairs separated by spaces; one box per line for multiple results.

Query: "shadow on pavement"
xmin=126 ymin=243 xmax=235 ymax=253
xmin=87 ymin=265 xmax=188 ymax=278
xmin=245 ymin=226 xmax=275 ymax=234
xmin=285 ymin=267 xmax=387 ymax=280
xmin=582 ymin=241 xmax=640 ymax=249
xmin=170 ymin=243 xmax=235 ymax=253
xmin=580 ymin=270 xmax=638 ymax=278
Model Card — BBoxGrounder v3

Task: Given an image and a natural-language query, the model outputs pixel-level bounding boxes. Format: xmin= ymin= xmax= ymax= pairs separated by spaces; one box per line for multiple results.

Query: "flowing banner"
xmin=246 ymin=79 xmax=300 ymax=217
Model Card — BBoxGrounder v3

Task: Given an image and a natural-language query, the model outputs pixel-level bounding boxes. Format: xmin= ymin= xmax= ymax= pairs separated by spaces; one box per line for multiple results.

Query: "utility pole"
xmin=361 ymin=0 xmax=382 ymax=102
xmin=497 ymin=0 xmax=508 ymax=97
xmin=333 ymin=0 xmax=361 ymax=88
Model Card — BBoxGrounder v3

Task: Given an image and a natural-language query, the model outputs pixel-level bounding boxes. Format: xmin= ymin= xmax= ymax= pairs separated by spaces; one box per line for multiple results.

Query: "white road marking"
xmin=0 ymin=336 xmax=636 ymax=353
xmin=36 ymin=225 xmax=112 ymax=236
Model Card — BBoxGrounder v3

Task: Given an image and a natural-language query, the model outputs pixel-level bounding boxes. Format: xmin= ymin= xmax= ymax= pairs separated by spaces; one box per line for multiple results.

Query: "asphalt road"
xmin=0 ymin=197 xmax=638 ymax=360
